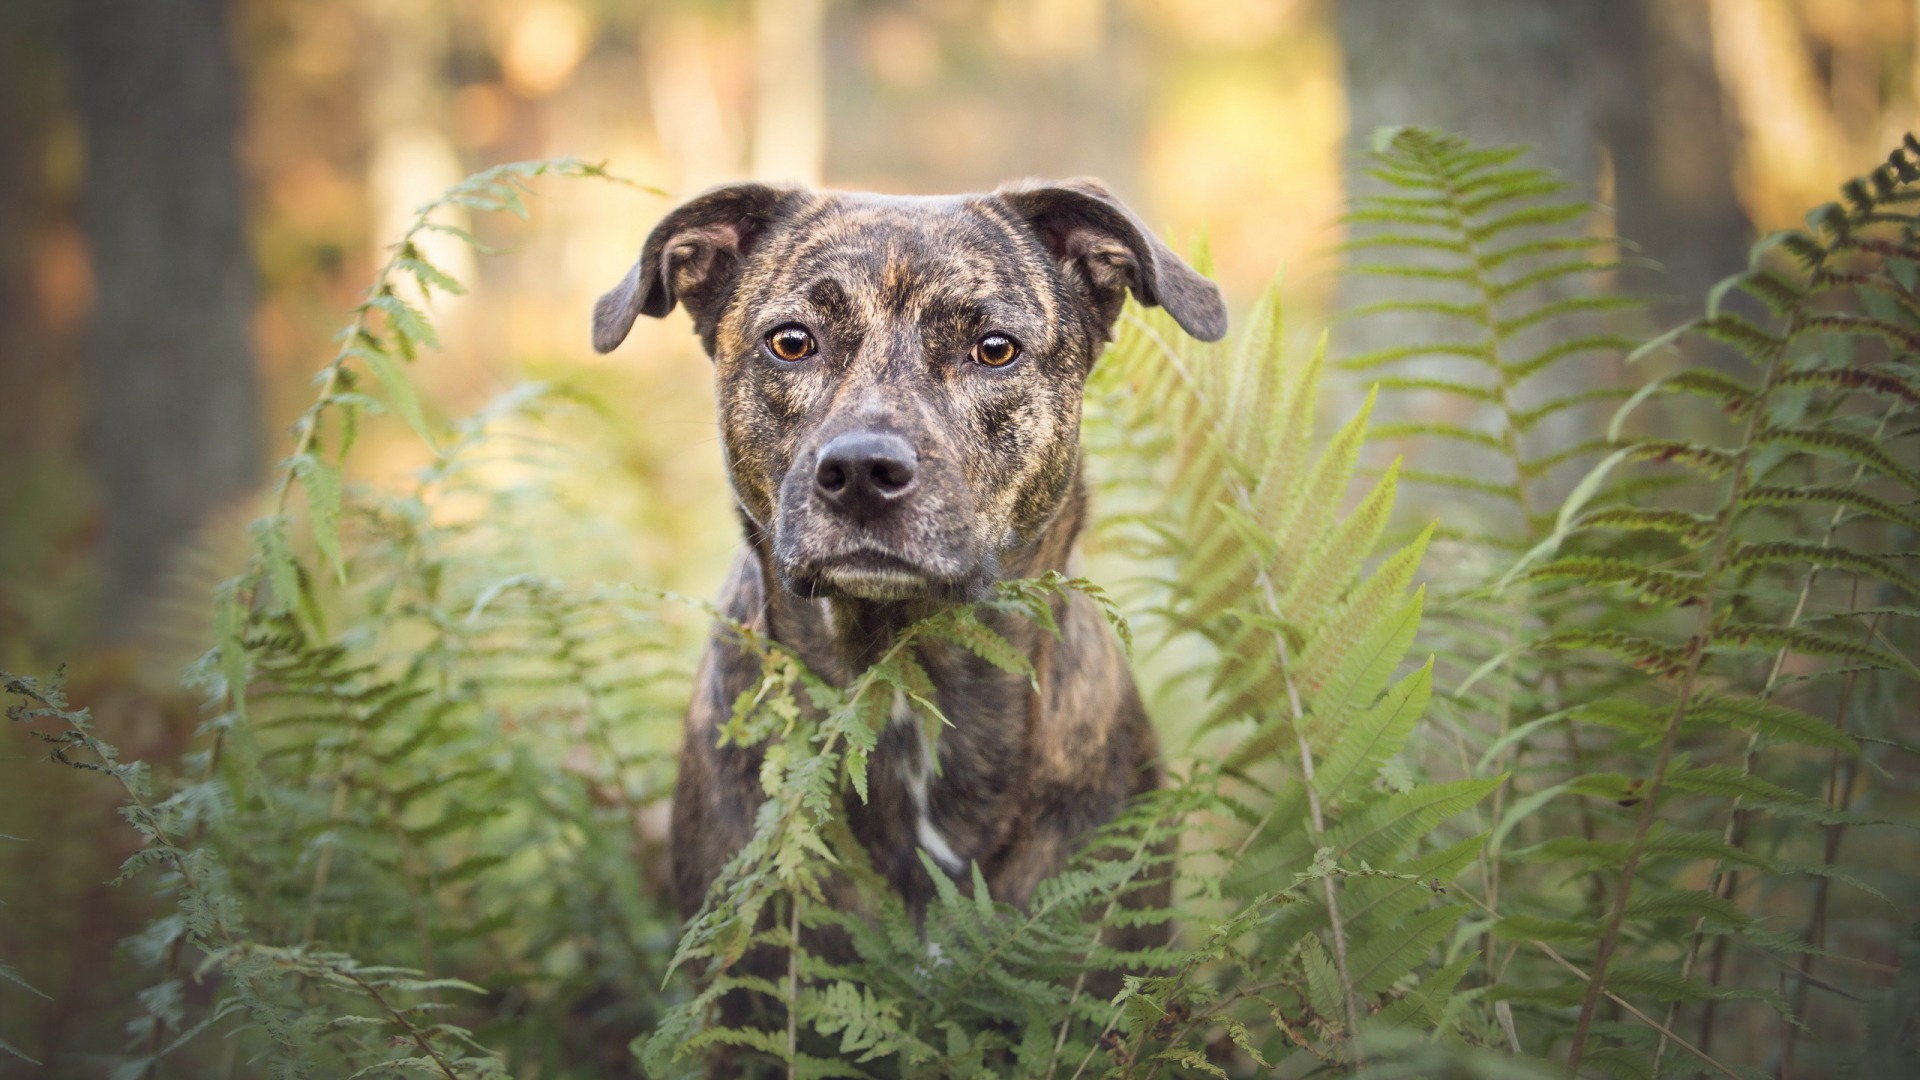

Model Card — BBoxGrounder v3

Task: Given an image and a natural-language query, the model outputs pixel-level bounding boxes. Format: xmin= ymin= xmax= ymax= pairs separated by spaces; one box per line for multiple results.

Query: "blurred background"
xmin=1 ymin=0 xmax=1916 ymax=1069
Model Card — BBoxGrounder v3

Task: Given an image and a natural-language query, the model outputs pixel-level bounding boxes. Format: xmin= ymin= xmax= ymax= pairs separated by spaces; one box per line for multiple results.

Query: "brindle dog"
xmin=592 ymin=178 xmax=1226 ymax=930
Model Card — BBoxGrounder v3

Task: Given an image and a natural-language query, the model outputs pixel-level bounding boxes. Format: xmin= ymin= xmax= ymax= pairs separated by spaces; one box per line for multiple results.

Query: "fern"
xmin=1352 ymin=127 xmax=1920 ymax=1076
xmin=4 ymin=160 xmax=702 ymax=1078
xmin=1516 ymin=136 xmax=1920 ymax=1073
xmin=1336 ymin=131 xmax=1649 ymax=989
xmin=635 ymin=572 xmax=1189 ymax=1078
xmin=1342 ymin=129 xmax=1638 ymax=547
xmin=1079 ymin=277 xmax=1497 ymax=1073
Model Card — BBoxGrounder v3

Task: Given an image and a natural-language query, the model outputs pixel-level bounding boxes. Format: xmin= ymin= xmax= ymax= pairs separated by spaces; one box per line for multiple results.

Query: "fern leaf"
xmin=1724 ymin=541 xmax=1920 ymax=598
xmin=1346 ymin=903 xmax=1467 ymax=994
xmin=1369 ymin=421 xmax=1507 ymax=452
xmin=1753 ymin=426 xmax=1920 ymax=491
xmin=1327 ymin=777 xmax=1502 ymax=865
xmin=1687 ymin=695 xmax=1860 ymax=754
xmin=1539 ymin=630 xmax=1689 ymax=678
xmin=1772 ymin=365 xmax=1920 ymax=406
xmin=1524 ymin=558 xmax=1705 ymax=606
xmin=1710 ymin=622 xmax=1920 ymax=677
xmin=1623 ymin=440 xmax=1739 ymax=478
xmin=1314 ymin=659 xmax=1433 ymax=802
xmin=1739 ymin=485 xmax=1920 ymax=533
xmin=1576 ymin=506 xmax=1722 ymax=547
xmin=1300 ymin=590 xmax=1425 ymax=749
xmin=1339 ymin=341 xmax=1493 ymax=373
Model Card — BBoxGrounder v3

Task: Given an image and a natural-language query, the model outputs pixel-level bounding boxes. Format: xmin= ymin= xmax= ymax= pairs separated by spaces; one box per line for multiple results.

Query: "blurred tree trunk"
xmin=1335 ymin=0 xmax=1607 ymax=511
xmin=1334 ymin=0 xmax=1752 ymax=507
xmin=1337 ymin=0 xmax=1752 ymax=336
xmin=69 ymin=0 xmax=261 ymax=638
xmin=1597 ymin=0 xmax=1754 ymax=314
xmin=0 ymin=0 xmax=64 ymax=468
xmin=1337 ymin=0 xmax=1603 ymax=196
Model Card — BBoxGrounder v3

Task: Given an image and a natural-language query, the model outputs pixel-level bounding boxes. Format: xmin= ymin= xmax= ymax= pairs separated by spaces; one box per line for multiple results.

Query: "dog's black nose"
xmin=815 ymin=431 xmax=918 ymax=519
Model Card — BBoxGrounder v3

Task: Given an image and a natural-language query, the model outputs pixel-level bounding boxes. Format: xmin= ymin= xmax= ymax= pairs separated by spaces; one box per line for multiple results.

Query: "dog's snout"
xmin=815 ymin=431 xmax=918 ymax=520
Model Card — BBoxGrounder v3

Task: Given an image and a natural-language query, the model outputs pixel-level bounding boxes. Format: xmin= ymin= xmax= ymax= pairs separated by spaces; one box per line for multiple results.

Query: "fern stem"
xmin=338 ymin=968 xmax=462 ymax=1080
xmin=1446 ymin=134 xmax=1553 ymax=938
xmin=786 ymin=893 xmax=801 ymax=1080
xmin=1782 ymin=605 xmax=1877 ymax=1074
xmin=1565 ymin=329 xmax=1788 ymax=1073
xmin=1390 ymin=134 xmax=1609 ymax=967
xmin=300 ymin=762 xmax=355 ymax=946
xmin=1454 ymin=886 xmax=1743 ymax=1078
xmin=1662 ymin=399 xmax=1902 ymax=1067
xmin=1294 ymin=729 xmax=1366 ymax=1042
xmin=386 ymin=793 xmax=438 ymax=978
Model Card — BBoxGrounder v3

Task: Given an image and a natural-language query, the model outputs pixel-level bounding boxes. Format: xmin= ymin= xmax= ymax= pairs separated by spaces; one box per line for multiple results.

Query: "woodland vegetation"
xmin=5 ymin=126 xmax=1918 ymax=1078
xmin=6 ymin=2 xmax=1920 ymax=1078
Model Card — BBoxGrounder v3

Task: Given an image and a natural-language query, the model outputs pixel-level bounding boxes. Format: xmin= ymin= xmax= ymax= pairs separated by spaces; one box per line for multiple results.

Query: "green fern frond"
xmin=1510 ymin=136 xmax=1920 ymax=1071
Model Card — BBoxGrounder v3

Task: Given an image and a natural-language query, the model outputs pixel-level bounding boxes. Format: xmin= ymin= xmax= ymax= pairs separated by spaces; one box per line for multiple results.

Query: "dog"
xmin=591 ymin=178 xmax=1226 ymax=930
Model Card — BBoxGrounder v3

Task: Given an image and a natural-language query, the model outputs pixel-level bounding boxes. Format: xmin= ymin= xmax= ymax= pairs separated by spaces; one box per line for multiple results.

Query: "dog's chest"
xmin=883 ymin=690 xmax=966 ymax=875
xmin=853 ymin=684 xmax=1032 ymax=890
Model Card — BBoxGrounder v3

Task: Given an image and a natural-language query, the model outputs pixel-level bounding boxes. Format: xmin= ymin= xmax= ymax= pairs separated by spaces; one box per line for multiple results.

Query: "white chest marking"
xmin=891 ymin=690 xmax=965 ymax=875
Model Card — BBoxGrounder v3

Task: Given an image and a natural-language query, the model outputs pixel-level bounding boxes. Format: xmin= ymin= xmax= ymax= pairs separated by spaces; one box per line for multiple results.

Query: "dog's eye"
xmin=766 ymin=325 xmax=817 ymax=362
xmin=971 ymin=332 xmax=1021 ymax=368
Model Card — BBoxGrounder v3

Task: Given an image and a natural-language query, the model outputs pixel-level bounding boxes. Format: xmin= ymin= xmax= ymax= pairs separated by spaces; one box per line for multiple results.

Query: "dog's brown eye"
xmin=972 ymin=333 xmax=1020 ymax=368
xmin=766 ymin=325 xmax=816 ymax=362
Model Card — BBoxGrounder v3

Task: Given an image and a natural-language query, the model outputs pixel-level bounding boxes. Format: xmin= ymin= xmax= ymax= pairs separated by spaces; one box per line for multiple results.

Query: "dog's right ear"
xmin=592 ymin=182 xmax=801 ymax=353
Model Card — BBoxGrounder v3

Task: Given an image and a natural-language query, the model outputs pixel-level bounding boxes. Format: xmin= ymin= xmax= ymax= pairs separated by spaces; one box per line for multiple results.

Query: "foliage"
xmin=1072 ymin=258 xmax=1503 ymax=1075
xmin=1346 ymin=127 xmax=1920 ymax=1077
xmin=5 ymin=131 xmax=1918 ymax=1079
xmin=10 ymin=160 xmax=697 ymax=1079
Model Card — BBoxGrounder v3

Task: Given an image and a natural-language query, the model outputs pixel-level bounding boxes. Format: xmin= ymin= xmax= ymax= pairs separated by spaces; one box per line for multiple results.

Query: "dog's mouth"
xmin=785 ymin=547 xmax=976 ymax=602
xmin=805 ymin=549 xmax=940 ymax=601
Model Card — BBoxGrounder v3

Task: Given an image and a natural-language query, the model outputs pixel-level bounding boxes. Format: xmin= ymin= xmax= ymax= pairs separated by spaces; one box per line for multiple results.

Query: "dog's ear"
xmin=592 ymin=182 xmax=802 ymax=353
xmin=995 ymin=178 xmax=1227 ymax=343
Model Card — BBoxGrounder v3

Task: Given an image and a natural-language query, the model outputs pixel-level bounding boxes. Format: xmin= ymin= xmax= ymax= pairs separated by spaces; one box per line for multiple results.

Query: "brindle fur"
xmin=594 ymin=178 xmax=1225 ymax=938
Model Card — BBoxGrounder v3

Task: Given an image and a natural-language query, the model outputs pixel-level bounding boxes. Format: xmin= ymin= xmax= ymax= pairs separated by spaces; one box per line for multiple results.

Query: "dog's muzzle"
xmin=772 ymin=428 xmax=981 ymax=601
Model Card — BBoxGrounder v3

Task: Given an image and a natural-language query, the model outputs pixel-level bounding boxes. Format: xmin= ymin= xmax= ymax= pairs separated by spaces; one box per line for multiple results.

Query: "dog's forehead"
xmin=795 ymin=191 xmax=999 ymax=237
xmin=778 ymin=193 xmax=1035 ymax=270
xmin=737 ymin=191 xmax=1060 ymax=329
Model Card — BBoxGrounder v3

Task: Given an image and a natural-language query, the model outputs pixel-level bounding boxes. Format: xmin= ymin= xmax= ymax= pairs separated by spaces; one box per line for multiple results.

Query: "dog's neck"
xmin=744 ymin=472 xmax=1087 ymax=683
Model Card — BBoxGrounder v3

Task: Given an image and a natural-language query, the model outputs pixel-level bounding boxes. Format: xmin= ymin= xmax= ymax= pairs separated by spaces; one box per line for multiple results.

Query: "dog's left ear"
xmin=996 ymin=179 xmax=1228 ymax=343
xmin=592 ymin=182 xmax=803 ymax=353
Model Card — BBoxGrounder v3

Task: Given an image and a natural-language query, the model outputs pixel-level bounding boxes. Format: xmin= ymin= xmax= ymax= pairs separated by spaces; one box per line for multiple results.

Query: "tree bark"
xmin=69 ymin=0 xmax=262 ymax=637
xmin=1335 ymin=0 xmax=1607 ymax=512
xmin=1337 ymin=0 xmax=1604 ymax=195
xmin=1597 ymin=0 xmax=1753 ymax=315
xmin=1333 ymin=0 xmax=1754 ymax=501
xmin=0 ymin=0 xmax=68 ymax=468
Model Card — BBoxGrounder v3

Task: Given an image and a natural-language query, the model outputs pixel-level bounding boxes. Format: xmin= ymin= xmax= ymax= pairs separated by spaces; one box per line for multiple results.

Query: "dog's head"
xmin=592 ymin=180 xmax=1226 ymax=602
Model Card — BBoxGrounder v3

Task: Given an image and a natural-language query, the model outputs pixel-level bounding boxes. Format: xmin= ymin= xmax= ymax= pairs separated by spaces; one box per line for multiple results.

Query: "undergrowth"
xmin=4 ymin=132 xmax=1917 ymax=1078
xmin=1340 ymin=128 xmax=1920 ymax=1078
